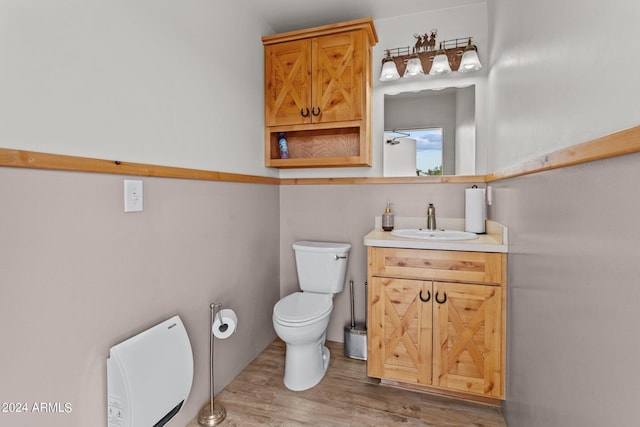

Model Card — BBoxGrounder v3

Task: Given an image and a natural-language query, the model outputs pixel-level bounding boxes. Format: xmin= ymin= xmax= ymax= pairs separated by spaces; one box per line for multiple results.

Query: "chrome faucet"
xmin=426 ymin=203 xmax=437 ymax=231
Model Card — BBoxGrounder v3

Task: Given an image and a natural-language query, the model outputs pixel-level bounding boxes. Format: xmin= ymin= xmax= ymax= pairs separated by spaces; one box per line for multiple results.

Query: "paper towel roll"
xmin=465 ymin=187 xmax=486 ymax=233
xmin=212 ymin=309 xmax=238 ymax=339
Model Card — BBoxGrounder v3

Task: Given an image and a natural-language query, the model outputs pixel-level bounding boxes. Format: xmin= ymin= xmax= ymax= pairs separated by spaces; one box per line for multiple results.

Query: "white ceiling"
xmin=248 ymin=0 xmax=486 ymax=34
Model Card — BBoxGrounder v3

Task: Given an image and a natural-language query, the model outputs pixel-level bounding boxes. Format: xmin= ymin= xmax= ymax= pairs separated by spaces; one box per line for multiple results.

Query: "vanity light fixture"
xmin=379 ymin=31 xmax=481 ymax=81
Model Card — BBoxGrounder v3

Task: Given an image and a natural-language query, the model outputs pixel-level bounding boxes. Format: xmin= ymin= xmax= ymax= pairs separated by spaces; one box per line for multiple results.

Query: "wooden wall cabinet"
xmin=262 ymin=18 xmax=377 ymax=168
xmin=367 ymin=247 xmax=507 ymax=404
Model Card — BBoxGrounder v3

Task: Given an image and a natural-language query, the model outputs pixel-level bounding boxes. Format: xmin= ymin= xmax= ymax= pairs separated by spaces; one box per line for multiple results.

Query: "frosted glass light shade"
xmin=429 ymin=51 xmax=451 ymax=75
xmin=404 ymin=56 xmax=424 ymax=77
xmin=459 ymin=48 xmax=482 ymax=72
xmin=380 ymin=59 xmax=400 ymax=81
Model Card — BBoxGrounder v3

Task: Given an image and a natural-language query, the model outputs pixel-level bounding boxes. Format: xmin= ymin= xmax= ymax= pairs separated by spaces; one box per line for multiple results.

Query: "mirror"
xmin=383 ymin=85 xmax=475 ymax=177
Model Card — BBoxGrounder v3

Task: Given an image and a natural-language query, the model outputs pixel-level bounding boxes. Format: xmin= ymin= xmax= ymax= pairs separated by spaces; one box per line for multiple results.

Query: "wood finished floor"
xmin=187 ymin=339 xmax=506 ymax=426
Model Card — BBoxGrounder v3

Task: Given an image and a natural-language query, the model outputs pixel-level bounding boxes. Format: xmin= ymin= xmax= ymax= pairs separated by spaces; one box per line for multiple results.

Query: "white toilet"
xmin=273 ymin=240 xmax=351 ymax=391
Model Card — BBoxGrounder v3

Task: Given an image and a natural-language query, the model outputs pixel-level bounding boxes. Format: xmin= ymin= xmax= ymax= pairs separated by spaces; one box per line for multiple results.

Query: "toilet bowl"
xmin=273 ymin=292 xmax=333 ymax=391
xmin=273 ymin=241 xmax=351 ymax=391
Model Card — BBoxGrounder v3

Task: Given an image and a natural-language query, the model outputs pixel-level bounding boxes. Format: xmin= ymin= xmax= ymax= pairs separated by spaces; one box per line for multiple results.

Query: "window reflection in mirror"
xmin=383 ymin=86 xmax=475 ymax=177
xmin=384 ymin=128 xmax=443 ymax=176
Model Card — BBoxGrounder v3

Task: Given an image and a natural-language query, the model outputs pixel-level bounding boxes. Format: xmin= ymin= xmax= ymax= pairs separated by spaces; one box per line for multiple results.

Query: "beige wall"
xmin=0 ymin=167 xmax=279 ymax=426
xmin=279 ymin=182 xmax=473 ymax=341
xmin=486 ymin=0 xmax=640 ymax=423
xmin=488 ymin=152 xmax=640 ymax=426
xmin=5 ymin=153 xmax=640 ymax=427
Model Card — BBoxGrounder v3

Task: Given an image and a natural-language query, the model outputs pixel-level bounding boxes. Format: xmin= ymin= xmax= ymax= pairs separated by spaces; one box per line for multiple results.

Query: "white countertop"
xmin=363 ymin=217 xmax=508 ymax=253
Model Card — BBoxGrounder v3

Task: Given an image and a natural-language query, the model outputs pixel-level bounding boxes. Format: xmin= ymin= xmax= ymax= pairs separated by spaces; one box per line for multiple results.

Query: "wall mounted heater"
xmin=107 ymin=315 xmax=194 ymax=427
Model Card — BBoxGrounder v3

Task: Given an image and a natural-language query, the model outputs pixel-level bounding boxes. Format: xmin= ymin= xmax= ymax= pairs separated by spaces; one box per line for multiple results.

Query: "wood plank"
xmin=261 ymin=17 xmax=378 ymax=46
xmin=269 ymin=128 xmax=361 ymax=160
xmin=279 ymin=175 xmax=487 ymax=184
xmin=2 ymin=126 xmax=637 ymax=185
xmin=0 ymin=148 xmax=279 ymax=184
xmin=370 ymin=248 xmax=506 ymax=285
xmin=186 ymin=339 xmax=506 ymax=426
xmin=486 ymin=125 xmax=640 ymax=182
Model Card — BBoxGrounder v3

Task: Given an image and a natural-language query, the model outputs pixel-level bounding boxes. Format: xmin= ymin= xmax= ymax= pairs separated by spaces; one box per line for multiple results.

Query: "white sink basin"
xmin=390 ymin=229 xmax=479 ymax=241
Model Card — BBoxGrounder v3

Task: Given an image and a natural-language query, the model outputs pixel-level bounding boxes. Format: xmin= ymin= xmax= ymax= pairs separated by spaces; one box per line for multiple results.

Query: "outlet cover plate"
xmin=124 ymin=180 xmax=143 ymax=212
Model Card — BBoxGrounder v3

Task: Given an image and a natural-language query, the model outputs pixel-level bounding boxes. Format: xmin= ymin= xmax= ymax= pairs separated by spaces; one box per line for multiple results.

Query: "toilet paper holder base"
xmin=197 ymin=399 xmax=226 ymax=427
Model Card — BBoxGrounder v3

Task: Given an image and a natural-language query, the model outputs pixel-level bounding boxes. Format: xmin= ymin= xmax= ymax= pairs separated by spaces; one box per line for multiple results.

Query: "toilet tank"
xmin=293 ymin=241 xmax=351 ymax=294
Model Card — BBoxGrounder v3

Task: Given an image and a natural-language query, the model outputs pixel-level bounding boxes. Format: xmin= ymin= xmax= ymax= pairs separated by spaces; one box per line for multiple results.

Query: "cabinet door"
xmin=368 ymin=277 xmax=432 ymax=384
xmin=432 ymin=282 xmax=503 ymax=398
xmin=311 ymin=30 xmax=364 ymax=124
xmin=264 ymin=39 xmax=311 ymax=126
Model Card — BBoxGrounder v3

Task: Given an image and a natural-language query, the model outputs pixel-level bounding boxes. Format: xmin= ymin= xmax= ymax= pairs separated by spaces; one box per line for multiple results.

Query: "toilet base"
xmin=283 ymin=342 xmax=330 ymax=391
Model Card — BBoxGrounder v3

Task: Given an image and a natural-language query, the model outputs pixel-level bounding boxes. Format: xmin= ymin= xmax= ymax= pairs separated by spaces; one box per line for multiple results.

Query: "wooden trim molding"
xmin=0 ymin=148 xmax=280 ymax=185
xmin=288 ymin=124 xmax=639 ymax=185
xmin=1 ymin=125 xmax=638 ymax=185
xmin=486 ymin=125 xmax=640 ymax=182
xmin=261 ymin=17 xmax=378 ymax=46
xmin=279 ymin=175 xmax=486 ymax=185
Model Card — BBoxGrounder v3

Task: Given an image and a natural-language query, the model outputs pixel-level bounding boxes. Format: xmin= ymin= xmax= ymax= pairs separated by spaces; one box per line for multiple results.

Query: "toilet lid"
xmin=274 ymin=292 xmax=332 ymax=323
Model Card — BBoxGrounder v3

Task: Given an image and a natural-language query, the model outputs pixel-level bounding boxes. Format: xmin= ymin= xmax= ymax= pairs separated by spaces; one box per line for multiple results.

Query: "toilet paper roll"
xmin=212 ymin=309 xmax=238 ymax=339
xmin=465 ymin=187 xmax=486 ymax=233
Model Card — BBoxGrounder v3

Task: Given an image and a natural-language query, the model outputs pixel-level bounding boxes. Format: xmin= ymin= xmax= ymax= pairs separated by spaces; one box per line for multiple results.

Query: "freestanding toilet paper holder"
xmin=198 ymin=303 xmax=227 ymax=426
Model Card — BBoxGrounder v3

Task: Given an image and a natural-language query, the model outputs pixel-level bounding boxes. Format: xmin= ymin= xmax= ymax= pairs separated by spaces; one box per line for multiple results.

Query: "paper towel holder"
xmin=197 ymin=303 xmax=227 ymax=426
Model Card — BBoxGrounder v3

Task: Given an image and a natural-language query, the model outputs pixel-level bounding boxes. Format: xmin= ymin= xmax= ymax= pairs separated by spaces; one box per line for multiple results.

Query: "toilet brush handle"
xmin=349 ymin=280 xmax=355 ymax=329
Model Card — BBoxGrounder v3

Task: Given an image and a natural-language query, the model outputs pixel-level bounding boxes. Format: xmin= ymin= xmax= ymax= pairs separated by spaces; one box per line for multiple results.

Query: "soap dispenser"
xmin=382 ymin=203 xmax=394 ymax=231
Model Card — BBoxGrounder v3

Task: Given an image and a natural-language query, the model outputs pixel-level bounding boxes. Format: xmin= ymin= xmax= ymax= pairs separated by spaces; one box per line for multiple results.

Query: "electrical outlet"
xmin=487 ymin=185 xmax=493 ymax=206
xmin=124 ymin=180 xmax=143 ymax=212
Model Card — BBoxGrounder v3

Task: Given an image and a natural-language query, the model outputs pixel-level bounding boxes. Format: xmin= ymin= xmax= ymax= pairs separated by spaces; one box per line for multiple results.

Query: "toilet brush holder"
xmin=344 ymin=322 xmax=367 ymax=360
xmin=198 ymin=303 xmax=227 ymax=426
xmin=344 ymin=280 xmax=368 ymax=360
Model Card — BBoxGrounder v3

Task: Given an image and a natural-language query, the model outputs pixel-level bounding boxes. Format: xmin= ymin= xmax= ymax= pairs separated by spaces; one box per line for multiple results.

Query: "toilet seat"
xmin=273 ymin=292 xmax=332 ymax=326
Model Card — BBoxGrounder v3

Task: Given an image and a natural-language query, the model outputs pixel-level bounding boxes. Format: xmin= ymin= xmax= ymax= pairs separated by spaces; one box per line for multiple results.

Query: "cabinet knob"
xmin=312 ymin=106 xmax=321 ymax=116
xmin=419 ymin=290 xmax=431 ymax=302
xmin=435 ymin=292 xmax=447 ymax=304
xmin=300 ymin=108 xmax=310 ymax=117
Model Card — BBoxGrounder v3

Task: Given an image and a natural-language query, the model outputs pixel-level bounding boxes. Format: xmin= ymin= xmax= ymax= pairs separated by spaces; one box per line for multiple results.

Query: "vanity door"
xmin=432 ymin=281 xmax=503 ymax=398
xmin=368 ymin=277 xmax=432 ymax=385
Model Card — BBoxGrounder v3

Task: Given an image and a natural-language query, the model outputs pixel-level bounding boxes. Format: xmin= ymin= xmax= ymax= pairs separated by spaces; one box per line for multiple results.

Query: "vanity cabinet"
xmin=262 ymin=18 xmax=377 ymax=168
xmin=367 ymin=247 xmax=506 ymax=403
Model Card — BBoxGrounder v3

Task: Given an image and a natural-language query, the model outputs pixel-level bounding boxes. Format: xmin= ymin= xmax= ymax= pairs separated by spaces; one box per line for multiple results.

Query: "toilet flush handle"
xmin=334 ymin=255 xmax=347 ymax=260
